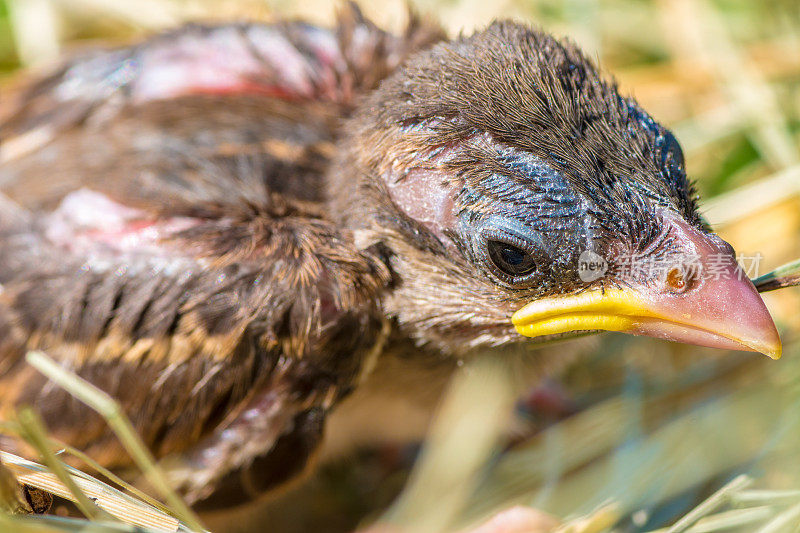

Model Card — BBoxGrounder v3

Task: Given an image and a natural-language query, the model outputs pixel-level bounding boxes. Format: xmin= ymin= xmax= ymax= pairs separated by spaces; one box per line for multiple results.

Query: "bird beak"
xmin=512 ymin=218 xmax=782 ymax=359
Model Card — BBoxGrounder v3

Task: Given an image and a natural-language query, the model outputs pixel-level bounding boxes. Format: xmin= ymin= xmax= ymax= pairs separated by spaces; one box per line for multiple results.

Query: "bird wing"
xmin=0 ymin=6 xmax=438 ymax=503
xmin=0 ymin=188 xmax=390 ymax=503
xmin=0 ymin=5 xmax=442 ymax=210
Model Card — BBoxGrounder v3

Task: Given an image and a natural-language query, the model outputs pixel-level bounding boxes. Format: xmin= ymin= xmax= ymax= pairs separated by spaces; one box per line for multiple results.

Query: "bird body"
xmin=0 ymin=9 xmax=438 ymax=504
xmin=0 ymin=5 xmax=780 ymax=508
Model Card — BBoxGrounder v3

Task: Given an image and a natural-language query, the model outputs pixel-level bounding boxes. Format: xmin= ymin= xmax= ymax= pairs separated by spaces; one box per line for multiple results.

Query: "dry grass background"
xmin=1 ymin=0 xmax=800 ymax=532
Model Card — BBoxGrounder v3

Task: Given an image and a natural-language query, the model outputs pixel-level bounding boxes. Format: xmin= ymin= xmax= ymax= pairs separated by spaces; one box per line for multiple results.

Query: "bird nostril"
xmin=665 ymin=266 xmax=690 ymax=293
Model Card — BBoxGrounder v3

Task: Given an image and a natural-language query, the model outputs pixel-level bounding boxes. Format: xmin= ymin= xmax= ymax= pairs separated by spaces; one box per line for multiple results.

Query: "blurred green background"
xmin=2 ymin=0 xmax=800 ymax=532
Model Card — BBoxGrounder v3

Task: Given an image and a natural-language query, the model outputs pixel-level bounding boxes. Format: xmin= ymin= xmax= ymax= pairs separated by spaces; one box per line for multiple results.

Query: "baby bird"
xmin=0 ymin=5 xmax=780 ymax=508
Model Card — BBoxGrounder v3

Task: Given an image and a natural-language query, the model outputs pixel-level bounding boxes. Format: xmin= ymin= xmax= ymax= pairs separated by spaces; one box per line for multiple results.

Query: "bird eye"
xmin=473 ymin=217 xmax=545 ymax=287
xmin=486 ymin=240 xmax=537 ymax=278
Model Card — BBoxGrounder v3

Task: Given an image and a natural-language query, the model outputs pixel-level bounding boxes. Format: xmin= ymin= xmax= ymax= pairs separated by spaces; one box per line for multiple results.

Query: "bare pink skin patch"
xmin=382 ymin=135 xmax=467 ymax=248
xmin=53 ymin=25 xmax=348 ymax=106
xmin=45 ymin=189 xmax=200 ymax=264
xmin=386 ymin=167 xmax=459 ymax=243
xmin=133 ymin=26 xmax=319 ymax=102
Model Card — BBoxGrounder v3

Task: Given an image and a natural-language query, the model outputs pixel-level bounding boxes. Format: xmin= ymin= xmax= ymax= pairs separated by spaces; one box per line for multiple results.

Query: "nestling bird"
xmin=0 ymin=4 xmax=781 ymax=509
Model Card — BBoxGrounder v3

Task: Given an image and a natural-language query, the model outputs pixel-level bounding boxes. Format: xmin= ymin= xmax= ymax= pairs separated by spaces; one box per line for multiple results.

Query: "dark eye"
xmin=487 ymin=240 xmax=537 ymax=277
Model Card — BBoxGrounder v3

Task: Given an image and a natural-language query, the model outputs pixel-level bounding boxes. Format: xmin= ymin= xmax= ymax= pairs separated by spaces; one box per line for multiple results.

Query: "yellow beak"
xmin=512 ymin=284 xmax=781 ymax=359
xmin=512 ymin=215 xmax=781 ymax=359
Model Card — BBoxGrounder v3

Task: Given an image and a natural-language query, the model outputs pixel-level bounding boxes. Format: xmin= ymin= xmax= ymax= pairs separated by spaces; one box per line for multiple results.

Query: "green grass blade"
xmin=25 ymin=351 xmax=206 ymax=533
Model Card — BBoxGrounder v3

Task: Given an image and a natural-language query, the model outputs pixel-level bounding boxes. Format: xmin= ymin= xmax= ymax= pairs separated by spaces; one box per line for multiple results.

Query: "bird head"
xmin=328 ymin=21 xmax=781 ymax=358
